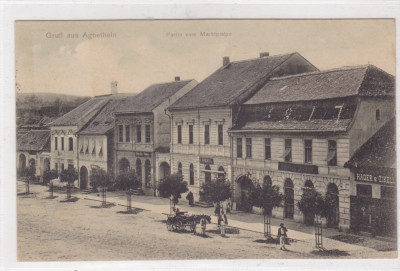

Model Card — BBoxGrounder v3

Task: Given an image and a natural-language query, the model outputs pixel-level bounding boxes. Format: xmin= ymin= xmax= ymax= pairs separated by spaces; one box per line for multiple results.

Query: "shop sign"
xmin=355 ymin=170 xmax=395 ymax=186
xmin=135 ymin=151 xmax=152 ymax=158
xmin=200 ymin=157 xmax=214 ymax=165
xmin=278 ymin=162 xmax=318 ymax=174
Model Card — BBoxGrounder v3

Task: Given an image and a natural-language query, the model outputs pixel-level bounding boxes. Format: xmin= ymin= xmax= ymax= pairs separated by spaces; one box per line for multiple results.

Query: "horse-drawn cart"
xmin=166 ymin=213 xmax=211 ymax=233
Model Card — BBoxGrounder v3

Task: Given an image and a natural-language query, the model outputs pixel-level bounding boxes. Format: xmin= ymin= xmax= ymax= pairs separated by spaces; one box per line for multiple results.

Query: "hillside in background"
xmin=16 ymin=92 xmax=91 ymax=128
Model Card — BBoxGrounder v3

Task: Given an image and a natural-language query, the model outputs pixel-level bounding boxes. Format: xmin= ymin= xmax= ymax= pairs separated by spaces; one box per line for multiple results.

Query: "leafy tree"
xmin=250 ymin=180 xmax=283 ymax=239
xmin=251 ymin=181 xmax=283 ymax=216
xmin=200 ymin=177 xmax=232 ymax=205
xmin=43 ymin=169 xmax=58 ymax=185
xmin=114 ymin=169 xmax=140 ymax=191
xmin=157 ymin=173 xmax=188 ymax=207
xmin=60 ymin=167 xmax=78 ymax=199
xmin=90 ymin=168 xmax=113 ymax=207
xmin=296 ymin=188 xmax=327 ymax=225
xmin=17 ymin=166 xmax=36 ymax=194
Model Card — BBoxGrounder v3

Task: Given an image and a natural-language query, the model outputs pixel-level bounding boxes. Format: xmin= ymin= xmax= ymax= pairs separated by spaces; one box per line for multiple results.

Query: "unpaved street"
xmin=17 ymin=182 xmax=396 ymax=261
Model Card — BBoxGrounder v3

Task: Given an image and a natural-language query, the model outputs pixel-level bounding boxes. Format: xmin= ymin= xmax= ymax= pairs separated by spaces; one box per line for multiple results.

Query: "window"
xmin=204 ymin=124 xmax=210 ymax=145
xmin=55 ymin=163 xmax=58 ymax=173
xmin=68 ymin=137 xmax=73 ymax=151
xmin=218 ymin=124 xmax=223 ymax=145
xmin=328 ymin=140 xmax=337 ymax=166
xmin=304 ymin=139 xmax=312 ymax=163
xmin=178 ymin=162 xmax=182 ymax=175
xmin=246 ymin=138 xmax=252 ymax=158
xmin=265 ymin=138 xmax=271 ymax=160
xmin=189 ymin=164 xmax=194 ymax=185
xmin=61 ymin=163 xmax=65 ymax=171
xmin=357 ymin=184 xmax=372 ymax=198
xmin=218 ymin=166 xmax=225 ymax=180
xmin=284 ymin=139 xmax=292 ymax=162
xmin=376 ymin=109 xmax=380 ymax=120
xmin=145 ymin=125 xmax=151 ymax=143
xmin=61 ymin=137 xmax=64 ymax=151
xmin=118 ymin=125 xmax=123 ymax=142
xmin=125 ymin=125 xmax=130 ymax=142
xmin=237 ymin=138 xmax=243 ymax=158
xmin=136 ymin=125 xmax=142 ymax=143
xmin=54 ymin=137 xmax=58 ymax=150
xmin=177 ymin=125 xmax=182 ymax=144
xmin=189 ymin=125 xmax=193 ymax=144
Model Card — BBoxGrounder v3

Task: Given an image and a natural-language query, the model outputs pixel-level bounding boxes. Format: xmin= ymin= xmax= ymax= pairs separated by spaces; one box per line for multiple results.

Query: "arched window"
xmin=145 ymin=159 xmax=151 ymax=188
xmin=118 ymin=158 xmax=130 ymax=173
xmin=178 ymin=162 xmax=182 ymax=175
xmin=205 ymin=165 xmax=211 ymax=183
xmin=218 ymin=166 xmax=225 ymax=180
xmin=136 ymin=159 xmax=142 ymax=183
xmin=304 ymin=180 xmax=314 ymax=189
xmin=69 ymin=137 xmax=73 ymax=151
xmin=189 ymin=164 xmax=194 ymax=185
xmin=264 ymin=175 xmax=272 ymax=187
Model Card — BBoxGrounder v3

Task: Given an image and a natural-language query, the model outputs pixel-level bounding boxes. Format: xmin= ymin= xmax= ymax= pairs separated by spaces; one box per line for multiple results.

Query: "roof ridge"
xmin=269 ymin=65 xmax=370 ymax=81
xmin=227 ymin=52 xmax=295 ymax=66
xmin=146 ymin=79 xmax=193 ymax=88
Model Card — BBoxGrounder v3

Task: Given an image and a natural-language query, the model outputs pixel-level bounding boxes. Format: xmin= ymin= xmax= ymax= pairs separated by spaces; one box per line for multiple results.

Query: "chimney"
xmin=223 ymin=56 xmax=230 ymax=66
xmin=259 ymin=52 xmax=270 ymax=58
xmin=111 ymin=81 xmax=118 ymax=95
xmin=175 ymin=76 xmax=180 ymax=81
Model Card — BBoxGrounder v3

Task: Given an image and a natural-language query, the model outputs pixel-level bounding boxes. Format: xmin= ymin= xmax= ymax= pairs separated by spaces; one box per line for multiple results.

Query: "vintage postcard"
xmin=3 ymin=5 xmax=399 ymax=270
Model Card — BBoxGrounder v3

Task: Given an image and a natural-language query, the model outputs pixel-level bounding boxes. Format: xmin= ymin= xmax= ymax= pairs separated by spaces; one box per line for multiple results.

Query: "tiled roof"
xmin=49 ymin=95 xmax=110 ymax=126
xmin=245 ymin=65 xmax=394 ymax=105
xmin=17 ymin=130 xmax=50 ymax=152
xmin=169 ymin=53 xmax=298 ymax=110
xmin=115 ymin=80 xmax=193 ymax=114
xmin=78 ymin=95 xmax=133 ymax=135
xmin=232 ymin=119 xmax=352 ymax=132
xmin=345 ymin=119 xmax=396 ymax=169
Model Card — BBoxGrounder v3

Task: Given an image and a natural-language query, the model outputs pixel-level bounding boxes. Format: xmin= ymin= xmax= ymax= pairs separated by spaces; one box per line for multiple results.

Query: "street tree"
xmin=114 ymin=169 xmax=140 ymax=191
xmin=296 ymin=188 xmax=327 ymax=225
xmin=18 ymin=166 xmax=36 ymax=194
xmin=157 ymin=173 xmax=188 ymax=208
xmin=59 ymin=167 xmax=78 ymax=199
xmin=251 ymin=180 xmax=283 ymax=239
xmin=200 ymin=177 xmax=232 ymax=208
xmin=90 ymin=168 xmax=113 ymax=207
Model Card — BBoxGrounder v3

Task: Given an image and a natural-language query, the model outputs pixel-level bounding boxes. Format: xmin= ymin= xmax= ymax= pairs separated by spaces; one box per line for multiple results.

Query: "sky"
xmin=15 ymin=19 xmax=395 ymax=97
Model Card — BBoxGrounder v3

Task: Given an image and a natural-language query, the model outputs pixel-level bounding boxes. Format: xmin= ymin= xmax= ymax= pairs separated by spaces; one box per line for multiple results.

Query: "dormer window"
xmin=376 ymin=109 xmax=380 ymax=120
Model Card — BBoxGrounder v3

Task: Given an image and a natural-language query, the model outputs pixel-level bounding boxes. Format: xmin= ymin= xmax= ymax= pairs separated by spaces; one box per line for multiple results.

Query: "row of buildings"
xmin=17 ymin=52 xmax=396 ymax=236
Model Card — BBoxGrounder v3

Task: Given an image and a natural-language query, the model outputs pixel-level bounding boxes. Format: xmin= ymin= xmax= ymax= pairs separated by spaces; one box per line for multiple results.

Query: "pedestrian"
xmin=186 ymin=191 xmax=194 ymax=206
xmin=200 ymin=217 xmax=207 ymax=236
xmin=278 ymin=223 xmax=288 ymax=251
xmin=222 ymin=211 xmax=228 ymax=226
xmin=220 ymin=215 xmax=226 ymax=237
xmin=215 ymin=202 xmax=221 ymax=216
xmin=226 ymin=202 xmax=231 ymax=214
xmin=217 ymin=213 xmax=222 ymax=228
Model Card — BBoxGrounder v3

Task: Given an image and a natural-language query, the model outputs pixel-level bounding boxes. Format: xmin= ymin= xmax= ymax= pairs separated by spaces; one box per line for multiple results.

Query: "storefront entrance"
xmin=237 ymin=176 xmax=254 ymax=212
xmin=80 ymin=166 xmax=88 ymax=189
xmin=326 ymin=183 xmax=339 ymax=228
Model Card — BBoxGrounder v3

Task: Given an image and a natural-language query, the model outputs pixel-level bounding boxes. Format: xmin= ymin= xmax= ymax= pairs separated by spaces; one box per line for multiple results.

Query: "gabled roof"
xmin=345 ymin=119 xmax=396 ymax=169
xmin=114 ymin=80 xmax=194 ymax=114
xmin=245 ymin=65 xmax=394 ymax=105
xmin=169 ymin=53 xmax=303 ymax=110
xmin=17 ymin=130 xmax=50 ymax=152
xmin=49 ymin=95 xmax=110 ymax=126
xmin=78 ymin=95 xmax=133 ymax=135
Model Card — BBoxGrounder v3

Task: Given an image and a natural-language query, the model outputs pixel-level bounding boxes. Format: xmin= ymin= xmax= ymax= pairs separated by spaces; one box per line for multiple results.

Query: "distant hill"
xmin=16 ymin=92 xmax=91 ymax=127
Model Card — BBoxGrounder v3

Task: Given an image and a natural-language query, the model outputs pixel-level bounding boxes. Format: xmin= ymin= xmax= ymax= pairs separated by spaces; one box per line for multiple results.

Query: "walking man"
xmin=278 ymin=223 xmax=288 ymax=251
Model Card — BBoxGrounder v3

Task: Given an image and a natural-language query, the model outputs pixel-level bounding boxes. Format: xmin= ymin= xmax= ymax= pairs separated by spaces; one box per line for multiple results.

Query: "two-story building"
xmin=230 ymin=65 xmax=395 ymax=230
xmin=113 ymin=78 xmax=198 ymax=195
xmin=48 ymin=95 xmax=110 ymax=179
xmin=167 ymin=52 xmax=318 ymax=202
xmin=76 ymin=94 xmax=133 ymax=188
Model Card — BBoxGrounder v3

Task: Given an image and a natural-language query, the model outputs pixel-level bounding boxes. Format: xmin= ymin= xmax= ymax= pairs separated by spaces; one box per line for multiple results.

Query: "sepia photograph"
xmin=12 ymin=17 xmax=397 ymax=265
